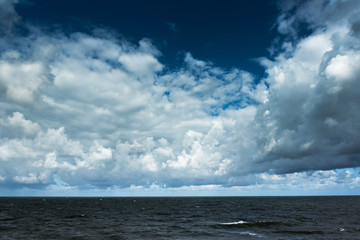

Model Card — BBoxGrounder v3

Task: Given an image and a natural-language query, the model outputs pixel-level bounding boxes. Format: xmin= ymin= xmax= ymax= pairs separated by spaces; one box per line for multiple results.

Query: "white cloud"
xmin=0 ymin=138 xmax=37 ymax=161
xmin=0 ymin=60 xmax=52 ymax=104
xmin=14 ymin=173 xmax=38 ymax=184
xmin=7 ymin=112 xmax=41 ymax=136
xmin=325 ymin=53 xmax=360 ymax=81
xmin=118 ymin=53 xmax=163 ymax=77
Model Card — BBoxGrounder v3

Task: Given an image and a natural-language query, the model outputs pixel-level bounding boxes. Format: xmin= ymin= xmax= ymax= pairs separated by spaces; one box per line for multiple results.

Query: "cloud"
xmin=276 ymin=0 xmax=360 ymax=37
xmin=0 ymin=0 xmax=19 ymax=35
xmin=254 ymin=0 xmax=360 ymax=175
xmin=118 ymin=53 xmax=163 ymax=77
xmin=1 ymin=112 xmax=41 ymax=137
xmin=0 ymin=60 xmax=52 ymax=104
xmin=166 ymin=21 xmax=180 ymax=33
xmin=0 ymin=0 xmax=359 ymax=195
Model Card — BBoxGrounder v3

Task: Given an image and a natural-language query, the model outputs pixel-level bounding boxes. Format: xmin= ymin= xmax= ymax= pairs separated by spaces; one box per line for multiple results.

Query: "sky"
xmin=0 ymin=0 xmax=359 ymax=196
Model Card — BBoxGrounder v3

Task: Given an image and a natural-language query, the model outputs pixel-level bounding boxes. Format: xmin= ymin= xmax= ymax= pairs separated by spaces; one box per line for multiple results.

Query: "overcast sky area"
xmin=0 ymin=0 xmax=360 ymax=196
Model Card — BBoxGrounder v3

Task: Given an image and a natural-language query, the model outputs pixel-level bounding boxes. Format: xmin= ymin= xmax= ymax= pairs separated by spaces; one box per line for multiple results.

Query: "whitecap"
xmin=239 ymin=231 xmax=264 ymax=238
xmin=221 ymin=220 xmax=247 ymax=225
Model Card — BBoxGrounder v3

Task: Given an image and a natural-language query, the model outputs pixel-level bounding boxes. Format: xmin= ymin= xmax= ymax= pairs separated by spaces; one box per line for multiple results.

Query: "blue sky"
xmin=0 ymin=0 xmax=360 ymax=196
xmin=15 ymin=0 xmax=277 ymax=75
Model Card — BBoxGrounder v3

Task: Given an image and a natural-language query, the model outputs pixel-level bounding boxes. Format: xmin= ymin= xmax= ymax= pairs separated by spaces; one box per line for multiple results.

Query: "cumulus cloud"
xmin=0 ymin=60 xmax=52 ymax=104
xmin=0 ymin=0 xmax=359 ymax=195
xmin=255 ymin=1 xmax=360 ymax=175
xmin=0 ymin=112 xmax=40 ymax=137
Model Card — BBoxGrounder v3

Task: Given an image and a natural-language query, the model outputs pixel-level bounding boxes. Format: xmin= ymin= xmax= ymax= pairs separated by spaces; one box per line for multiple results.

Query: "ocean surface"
xmin=0 ymin=196 xmax=359 ymax=239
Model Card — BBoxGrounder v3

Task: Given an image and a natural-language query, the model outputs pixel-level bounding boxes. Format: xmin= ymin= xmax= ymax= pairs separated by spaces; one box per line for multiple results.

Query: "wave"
xmin=221 ymin=220 xmax=247 ymax=225
xmin=249 ymin=220 xmax=284 ymax=227
xmin=0 ymin=216 xmax=16 ymax=221
xmin=275 ymin=230 xmax=325 ymax=235
xmin=64 ymin=214 xmax=87 ymax=218
xmin=219 ymin=220 xmax=284 ymax=228
xmin=239 ymin=231 xmax=265 ymax=238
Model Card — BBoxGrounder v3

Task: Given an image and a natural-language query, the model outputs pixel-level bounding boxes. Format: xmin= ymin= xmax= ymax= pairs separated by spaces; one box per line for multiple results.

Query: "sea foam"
xmin=221 ymin=220 xmax=247 ymax=225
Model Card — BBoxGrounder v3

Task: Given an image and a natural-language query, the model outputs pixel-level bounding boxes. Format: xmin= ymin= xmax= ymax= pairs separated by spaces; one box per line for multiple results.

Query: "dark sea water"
xmin=0 ymin=196 xmax=359 ymax=239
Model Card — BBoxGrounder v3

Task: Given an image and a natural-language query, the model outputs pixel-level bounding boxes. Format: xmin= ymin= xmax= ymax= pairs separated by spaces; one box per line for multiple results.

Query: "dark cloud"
xmin=255 ymin=0 xmax=360 ymax=175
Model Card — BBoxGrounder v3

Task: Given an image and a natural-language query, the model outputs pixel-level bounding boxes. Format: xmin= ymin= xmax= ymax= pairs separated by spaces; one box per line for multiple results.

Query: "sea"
xmin=0 ymin=196 xmax=359 ymax=239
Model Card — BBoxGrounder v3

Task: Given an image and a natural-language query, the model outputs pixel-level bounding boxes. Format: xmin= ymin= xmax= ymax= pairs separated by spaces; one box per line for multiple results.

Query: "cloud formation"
xmin=0 ymin=0 xmax=359 ymax=195
xmin=0 ymin=0 xmax=19 ymax=35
